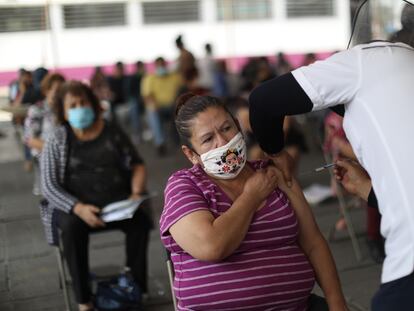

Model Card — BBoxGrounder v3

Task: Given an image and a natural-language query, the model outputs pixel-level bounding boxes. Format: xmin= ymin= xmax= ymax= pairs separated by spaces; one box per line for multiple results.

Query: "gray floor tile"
xmin=8 ymin=256 xmax=60 ymax=300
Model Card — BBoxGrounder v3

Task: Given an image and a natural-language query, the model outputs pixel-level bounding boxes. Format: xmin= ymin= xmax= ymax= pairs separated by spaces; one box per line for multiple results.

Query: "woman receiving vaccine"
xmin=160 ymin=93 xmax=349 ymax=311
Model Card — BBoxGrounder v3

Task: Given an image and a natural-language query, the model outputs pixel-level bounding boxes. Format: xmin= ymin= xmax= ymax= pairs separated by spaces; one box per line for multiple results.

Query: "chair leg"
xmin=166 ymin=259 xmax=178 ymax=311
xmin=55 ymin=247 xmax=73 ymax=311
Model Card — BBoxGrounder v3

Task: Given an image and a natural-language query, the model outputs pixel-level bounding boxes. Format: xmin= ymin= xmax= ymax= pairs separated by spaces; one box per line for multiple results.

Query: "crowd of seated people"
xmin=6 ymin=37 xmax=387 ymax=311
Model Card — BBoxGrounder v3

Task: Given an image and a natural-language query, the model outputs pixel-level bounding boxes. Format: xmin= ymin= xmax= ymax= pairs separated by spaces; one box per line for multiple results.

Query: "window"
xmin=0 ymin=6 xmax=49 ymax=33
xmin=287 ymin=0 xmax=335 ymax=18
xmin=142 ymin=1 xmax=199 ymax=24
xmin=63 ymin=3 xmax=126 ymax=29
xmin=217 ymin=0 xmax=272 ymax=21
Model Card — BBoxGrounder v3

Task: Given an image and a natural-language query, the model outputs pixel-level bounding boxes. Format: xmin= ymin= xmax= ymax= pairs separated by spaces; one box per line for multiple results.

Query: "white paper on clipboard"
xmin=100 ymin=193 xmax=157 ymax=222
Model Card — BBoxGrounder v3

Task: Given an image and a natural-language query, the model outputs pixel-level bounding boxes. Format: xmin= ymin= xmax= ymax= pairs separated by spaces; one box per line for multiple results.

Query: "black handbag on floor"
xmin=95 ymin=271 xmax=142 ymax=311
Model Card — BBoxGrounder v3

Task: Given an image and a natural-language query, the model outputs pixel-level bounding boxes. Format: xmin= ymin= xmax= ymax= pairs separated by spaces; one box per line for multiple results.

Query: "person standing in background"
xmin=175 ymin=34 xmax=196 ymax=79
xmin=141 ymin=57 xmax=183 ymax=156
xmin=90 ymin=66 xmax=113 ymax=103
xmin=10 ymin=70 xmax=42 ymax=171
xmin=128 ymin=61 xmax=146 ymax=144
xmin=198 ymin=43 xmax=215 ymax=90
xmin=212 ymin=60 xmax=229 ymax=99
xmin=107 ymin=62 xmax=128 ymax=124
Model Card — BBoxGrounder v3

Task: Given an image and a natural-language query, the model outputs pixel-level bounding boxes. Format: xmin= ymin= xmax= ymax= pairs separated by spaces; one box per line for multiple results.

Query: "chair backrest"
xmin=165 ymin=250 xmax=178 ymax=311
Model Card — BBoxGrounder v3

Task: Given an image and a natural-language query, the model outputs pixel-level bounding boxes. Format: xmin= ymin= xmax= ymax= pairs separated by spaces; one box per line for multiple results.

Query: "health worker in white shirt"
xmin=249 ymin=2 xmax=414 ymax=311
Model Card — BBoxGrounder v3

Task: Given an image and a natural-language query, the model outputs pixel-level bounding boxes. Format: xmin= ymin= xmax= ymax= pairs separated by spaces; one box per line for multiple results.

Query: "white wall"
xmin=0 ymin=0 xmax=350 ymax=71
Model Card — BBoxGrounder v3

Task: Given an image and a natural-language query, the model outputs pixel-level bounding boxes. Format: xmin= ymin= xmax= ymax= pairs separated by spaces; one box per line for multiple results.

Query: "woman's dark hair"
xmin=54 ymin=80 xmax=102 ymax=125
xmin=175 ymin=92 xmax=238 ymax=148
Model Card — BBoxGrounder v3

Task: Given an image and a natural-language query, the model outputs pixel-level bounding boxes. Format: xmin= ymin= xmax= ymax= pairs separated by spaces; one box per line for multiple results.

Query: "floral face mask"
xmin=200 ymin=132 xmax=247 ymax=179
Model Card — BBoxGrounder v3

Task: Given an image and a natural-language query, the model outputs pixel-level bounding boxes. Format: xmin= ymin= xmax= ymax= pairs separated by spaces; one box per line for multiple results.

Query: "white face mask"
xmin=200 ymin=132 xmax=247 ymax=179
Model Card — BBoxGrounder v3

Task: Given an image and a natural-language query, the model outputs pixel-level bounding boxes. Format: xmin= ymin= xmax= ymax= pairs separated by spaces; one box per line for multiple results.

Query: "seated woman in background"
xmin=24 ymin=73 xmax=65 ymax=153
xmin=24 ymin=73 xmax=65 ymax=195
xmin=160 ymin=93 xmax=348 ymax=311
xmin=40 ymin=81 xmax=152 ymax=311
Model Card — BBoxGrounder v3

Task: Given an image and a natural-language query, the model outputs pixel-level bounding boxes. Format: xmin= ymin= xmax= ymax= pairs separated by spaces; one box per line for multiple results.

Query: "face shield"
xmin=349 ymin=0 xmax=414 ymax=48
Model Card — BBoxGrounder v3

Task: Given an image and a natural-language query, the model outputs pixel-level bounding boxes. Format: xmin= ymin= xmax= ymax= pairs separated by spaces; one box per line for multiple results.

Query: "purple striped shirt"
xmin=160 ymin=161 xmax=315 ymax=311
